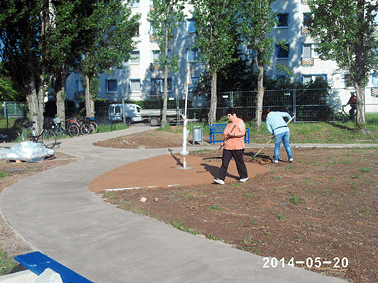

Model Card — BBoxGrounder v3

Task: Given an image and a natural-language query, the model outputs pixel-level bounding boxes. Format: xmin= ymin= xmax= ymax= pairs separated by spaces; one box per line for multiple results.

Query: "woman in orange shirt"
xmin=213 ymin=108 xmax=248 ymax=185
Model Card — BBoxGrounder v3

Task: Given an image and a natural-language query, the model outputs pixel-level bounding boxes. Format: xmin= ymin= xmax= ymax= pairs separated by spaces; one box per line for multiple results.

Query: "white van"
xmin=108 ymin=103 xmax=143 ymax=125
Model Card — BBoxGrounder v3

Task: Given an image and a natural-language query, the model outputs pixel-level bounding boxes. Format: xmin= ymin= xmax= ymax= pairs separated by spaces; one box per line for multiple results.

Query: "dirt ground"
xmin=95 ymin=129 xmax=378 ymax=283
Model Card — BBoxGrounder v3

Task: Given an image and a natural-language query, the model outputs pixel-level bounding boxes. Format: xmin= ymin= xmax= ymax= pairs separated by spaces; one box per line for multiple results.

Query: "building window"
xmin=302 ymin=13 xmax=311 ymax=34
xmin=106 ymin=79 xmax=117 ymax=92
xmin=302 ymin=44 xmax=314 ymax=66
xmin=247 ymin=48 xmax=256 ymax=61
xmin=151 ymin=78 xmax=172 ymax=93
xmin=152 ymin=50 xmax=160 ymax=62
xmin=150 ymin=23 xmax=157 ymax=42
xmin=371 ymin=73 xmax=378 ymax=96
xmin=303 ymin=74 xmax=327 ymax=84
xmin=129 ymin=51 xmax=140 ymax=64
xmin=75 ymin=80 xmax=83 ymax=92
xmin=276 ymin=75 xmax=289 ymax=83
xmin=187 ymin=48 xmax=199 ymax=63
xmin=277 ymin=13 xmax=289 ymax=28
xmin=372 ymin=73 xmax=378 ymax=86
xmin=187 ymin=19 xmax=196 ymax=33
xmin=189 ymin=77 xmax=199 ymax=93
xmin=130 ymin=79 xmax=141 ymax=92
xmin=276 ymin=44 xmax=289 ymax=59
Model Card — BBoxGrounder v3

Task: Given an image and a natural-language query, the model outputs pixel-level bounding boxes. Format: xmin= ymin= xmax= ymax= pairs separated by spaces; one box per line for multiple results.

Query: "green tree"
xmin=0 ymin=64 xmax=23 ymax=101
xmin=148 ymin=0 xmax=186 ymax=127
xmin=190 ymin=0 xmax=240 ymax=125
xmin=307 ymin=0 xmax=378 ymax=127
xmin=236 ymin=0 xmax=277 ymax=128
xmin=48 ymin=0 xmax=81 ymax=122
xmin=76 ymin=0 xmax=140 ymax=118
xmin=0 ymin=0 xmax=44 ymax=129
xmin=0 ymin=0 xmax=83 ymax=129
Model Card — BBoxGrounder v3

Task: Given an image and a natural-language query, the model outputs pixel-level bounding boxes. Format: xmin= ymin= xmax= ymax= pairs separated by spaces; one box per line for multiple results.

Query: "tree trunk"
xmin=85 ymin=74 xmax=95 ymax=118
xmin=355 ymin=82 xmax=366 ymax=126
xmin=26 ymin=75 xmax=43 ymax=132
xmin=161 ymin=20 xmax=170 ymax=128
xmin=162 ymin=66 xmax=168 ymax=128
xmin=255 ymin=64 xmax=264 ymax=128
xmin=56 ymin=66 xmax=66 ymax=123
xmin=208 ymin=71 xmax=217 ymax=125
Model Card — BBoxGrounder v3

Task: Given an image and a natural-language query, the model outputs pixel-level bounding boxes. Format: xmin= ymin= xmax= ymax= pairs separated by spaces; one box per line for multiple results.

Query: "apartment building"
xmin=64 ymin=0 xmax=378 ymax=112
xmin=65 ymin=0 xmax=206 ymax=109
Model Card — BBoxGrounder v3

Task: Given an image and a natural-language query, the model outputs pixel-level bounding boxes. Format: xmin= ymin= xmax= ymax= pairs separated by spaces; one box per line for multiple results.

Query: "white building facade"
xmin=65 ymin=0 xmax=378 ymax=112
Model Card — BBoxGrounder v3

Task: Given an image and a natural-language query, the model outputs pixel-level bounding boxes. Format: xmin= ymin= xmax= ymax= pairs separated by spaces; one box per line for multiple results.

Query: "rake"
xmin=253 ymin=115 xmax=295 ymax=159
xmin=203 ymin=125 xmax=236 ymax=162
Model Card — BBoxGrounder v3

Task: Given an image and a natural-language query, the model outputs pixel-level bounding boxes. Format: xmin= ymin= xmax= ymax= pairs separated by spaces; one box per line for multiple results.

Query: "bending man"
xmin=265 ymin=110 xmax=293 ymax=164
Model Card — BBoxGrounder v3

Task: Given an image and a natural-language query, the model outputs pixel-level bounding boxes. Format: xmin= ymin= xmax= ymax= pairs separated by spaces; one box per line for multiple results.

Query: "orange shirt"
xmin=223 ymin=118 xmax=246 ymax=150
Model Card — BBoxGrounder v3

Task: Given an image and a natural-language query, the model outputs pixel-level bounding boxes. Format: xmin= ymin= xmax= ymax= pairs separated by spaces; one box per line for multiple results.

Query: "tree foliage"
xmin=0 ymin=63 xmax=23 ymax=101
xmin=190 ymin=0 xmax=240 ymax=124
xmin=236 ymin=0 xmax=277 ymax=127
xmin=148 ymin=0 xmax=186 ymax=127
xmin=307 ymin=0 xmax=378 ymax=126
xmin=76 ymin=0 xmax=140 ymax=117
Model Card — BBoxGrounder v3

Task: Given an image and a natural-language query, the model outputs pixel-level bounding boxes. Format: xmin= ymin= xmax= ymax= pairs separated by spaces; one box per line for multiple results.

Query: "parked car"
xmin=108 ymin=103 xmax=182 ymax=126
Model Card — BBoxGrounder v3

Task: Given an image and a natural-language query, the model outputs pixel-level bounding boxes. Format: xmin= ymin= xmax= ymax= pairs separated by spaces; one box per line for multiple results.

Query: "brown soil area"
xmin=95 ymin=130 xmax=378 ymax=283
xmin=0 ymin=151 xmax=77 ymax=274
xmin=89 ymin=154 xmax=268 ymax=192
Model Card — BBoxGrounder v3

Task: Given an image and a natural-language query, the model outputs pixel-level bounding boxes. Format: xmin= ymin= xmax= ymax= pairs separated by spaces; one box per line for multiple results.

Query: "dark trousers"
xmin=217 ymin=149 xmax=248 ymax=181
xmin=349 ymin=105 xmax=356 ymax=119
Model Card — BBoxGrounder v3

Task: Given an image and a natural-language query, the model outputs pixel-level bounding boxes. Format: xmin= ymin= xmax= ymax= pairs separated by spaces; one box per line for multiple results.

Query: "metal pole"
xmin=179 ymin=63 xmax=192 ymax=170
xmin=293 ymin=89 xmax=297 ymax=122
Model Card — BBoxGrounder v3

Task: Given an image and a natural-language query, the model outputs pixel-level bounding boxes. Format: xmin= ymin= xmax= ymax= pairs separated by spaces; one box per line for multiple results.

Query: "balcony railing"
xmin=150 ymin=63 xmax=160 ymax=70
xmin=371 ymin=87 xmax=378 ymax=97
xmin=302 ymin=26 xmax=310 ymax=35
xmin=301 ymin=57 xmax=314 ymax=66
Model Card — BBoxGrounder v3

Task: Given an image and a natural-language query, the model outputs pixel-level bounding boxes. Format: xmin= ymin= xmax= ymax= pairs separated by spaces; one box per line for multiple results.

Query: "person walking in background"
xmin=265 ymin=110 xmax=293 ymax=164
xmin=213 ymin=108 xmax=248 ymax=185
xmin=345 ymin=92 xmax=357 ymax=119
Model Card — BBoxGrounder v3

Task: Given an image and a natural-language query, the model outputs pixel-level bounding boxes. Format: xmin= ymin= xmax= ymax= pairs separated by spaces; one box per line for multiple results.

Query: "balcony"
xmin=150 ymin=92 xmax=162 ymax=99
xmin=302 ymin=58 xmax=314 ymax=66
xmin=150 ymin=63 xmax=161 ymax=71
xmin=371 ymin=87 xmax=378 ymax=97
xmin=302 ymin=26 xmax=310 ymax=35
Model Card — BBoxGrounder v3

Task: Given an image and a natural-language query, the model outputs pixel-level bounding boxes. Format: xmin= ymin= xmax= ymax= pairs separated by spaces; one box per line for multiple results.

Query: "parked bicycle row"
xmin=21 ymin=117 xmax=98 ymax=148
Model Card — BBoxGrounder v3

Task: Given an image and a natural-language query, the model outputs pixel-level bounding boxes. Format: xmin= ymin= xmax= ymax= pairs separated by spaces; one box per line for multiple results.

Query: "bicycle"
xmin=66 ymin=117 xmax=90 ymax=135
xmin=64 ymin=118 xmax=81 ymax=136
xmin=335 ymin=105 xmax=356 ymax=122
xmin=81 ymin=117 xmax=98 ymax=134
xmin=21 ymin=119 xmax=58 ymax=149
xmin=53 ymin=117 xmax=79 ymax=137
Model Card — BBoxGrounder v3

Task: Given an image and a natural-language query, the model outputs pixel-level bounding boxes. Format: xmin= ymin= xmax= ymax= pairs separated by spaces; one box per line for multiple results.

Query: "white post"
xmin=179 ymin=64 xmax=191 ymax=169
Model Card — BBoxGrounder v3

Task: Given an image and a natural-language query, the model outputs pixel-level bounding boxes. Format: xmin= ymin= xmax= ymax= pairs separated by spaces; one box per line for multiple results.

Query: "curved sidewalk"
xmin=0 ymin=126 xmax=351 ymax=283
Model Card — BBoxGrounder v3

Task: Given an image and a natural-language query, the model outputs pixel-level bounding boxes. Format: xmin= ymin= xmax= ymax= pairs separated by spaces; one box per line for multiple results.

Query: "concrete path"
xmin=0 ymin=125 xmax=354 ymax=282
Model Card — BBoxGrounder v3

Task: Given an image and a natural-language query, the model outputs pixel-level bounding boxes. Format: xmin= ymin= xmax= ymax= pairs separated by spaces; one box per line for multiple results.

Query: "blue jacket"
xmin=266 ymin=112 xmax=291 ymax=136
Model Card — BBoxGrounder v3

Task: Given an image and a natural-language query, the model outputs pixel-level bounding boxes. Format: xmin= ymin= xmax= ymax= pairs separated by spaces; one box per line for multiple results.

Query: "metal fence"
xmin=1 ymin=101 xmax=26 ymax=118
xmin=185 ymin=87 xmax=378 ymax=122
xmin=5 ymin=87 xmax=378 ymax=124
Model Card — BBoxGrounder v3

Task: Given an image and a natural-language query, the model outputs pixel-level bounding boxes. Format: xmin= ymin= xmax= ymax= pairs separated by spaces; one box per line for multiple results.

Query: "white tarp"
xmin=0 ymin=141 xmax=54 ymax=163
